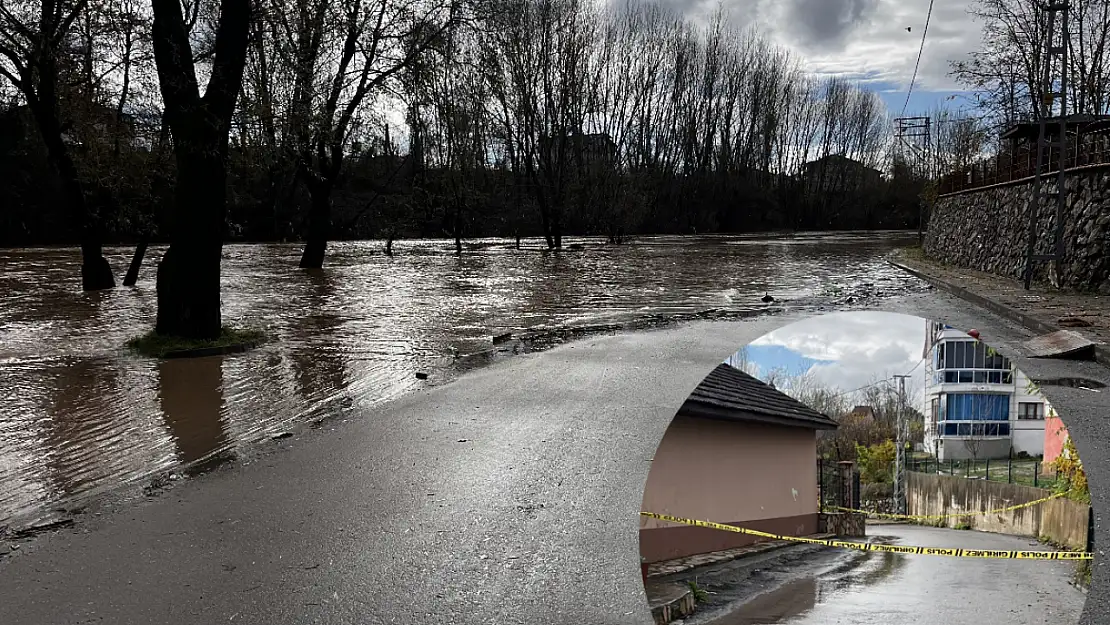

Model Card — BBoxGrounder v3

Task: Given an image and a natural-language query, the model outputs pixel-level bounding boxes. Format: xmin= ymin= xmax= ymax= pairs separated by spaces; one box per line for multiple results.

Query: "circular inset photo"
xmin=639 ymin=311 xmax=1092 ymax=625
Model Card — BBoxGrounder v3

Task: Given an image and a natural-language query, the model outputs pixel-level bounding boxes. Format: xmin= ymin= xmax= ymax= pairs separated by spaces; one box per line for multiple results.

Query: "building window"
xmin=936 ymin=340 xmax=1013 ymax=385
xmin=942 ymin=422 xmax=1010 ymax=437
xmin=946 ymin=393 xmax=1009 ymax=421
xmin=930 ymin=398 xmax=939 ymax=423
xmin=1018 ymin=402 xmax=1044 ymax=420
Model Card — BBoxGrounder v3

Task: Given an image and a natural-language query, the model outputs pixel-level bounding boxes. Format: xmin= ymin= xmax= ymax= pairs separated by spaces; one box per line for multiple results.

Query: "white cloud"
xmin=750 ymin=310 xmax=929 ymax=400
xmin=701 ymin=0 xmax=982 ymax=92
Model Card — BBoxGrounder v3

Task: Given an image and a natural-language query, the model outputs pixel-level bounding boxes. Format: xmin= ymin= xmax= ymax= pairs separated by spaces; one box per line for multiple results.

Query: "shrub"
xmin=1052 ymin=436 xmax=1090 ymax=503
xmin=856 ymin=440 xmax=896 ymax=484
xmin=861 ymin=482 xmax=893 ymax=501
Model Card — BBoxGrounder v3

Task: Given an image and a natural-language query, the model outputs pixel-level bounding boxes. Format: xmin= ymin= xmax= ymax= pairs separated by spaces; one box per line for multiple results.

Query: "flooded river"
xmin=0 ymin=232 xmax=925 ymax=528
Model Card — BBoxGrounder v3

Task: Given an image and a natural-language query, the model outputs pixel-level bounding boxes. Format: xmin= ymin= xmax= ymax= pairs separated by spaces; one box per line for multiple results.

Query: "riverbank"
xmin=1 ymin=291 xmax=1107 ymax=625
xmin=891 ymin=248 xmax=1110 ymax=365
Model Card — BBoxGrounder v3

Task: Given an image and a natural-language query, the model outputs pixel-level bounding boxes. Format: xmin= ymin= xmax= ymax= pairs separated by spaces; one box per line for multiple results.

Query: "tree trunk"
xmin=149 ymin=0 xmax=250 ymax=339
xmin=299 ymin=182 xmax=332 ymax=269
xmin=453 ymin=197 xmax=462 ymax=256
xmin=552 ymin=207 xmax=563 ymax=249
xmin=155 ymin=146 xmax=227 ymax=339
xmin=123 ymin=240 xmax=148 ymax=286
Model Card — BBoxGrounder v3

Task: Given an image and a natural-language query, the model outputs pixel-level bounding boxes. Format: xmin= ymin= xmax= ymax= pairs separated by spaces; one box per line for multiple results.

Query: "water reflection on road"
xmin=700 ymin=525 xmax=1084 ymax=625
xmin=0 ymin=232 xmax=924 ymax=526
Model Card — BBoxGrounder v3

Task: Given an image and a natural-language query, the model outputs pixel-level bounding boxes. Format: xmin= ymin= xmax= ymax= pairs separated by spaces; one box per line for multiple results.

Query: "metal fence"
xmin=908 ymin=457 xmax=1062 ymax=490
xmin=817 ymin=458 xmax=860 ymax=511
xmin=938 ymin=132 xmax=1110 ymax=194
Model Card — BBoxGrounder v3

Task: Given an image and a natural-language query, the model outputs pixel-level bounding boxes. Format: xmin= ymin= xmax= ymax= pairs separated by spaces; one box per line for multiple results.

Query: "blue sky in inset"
xmin=743 ymin=344 xmax=829 ymax=379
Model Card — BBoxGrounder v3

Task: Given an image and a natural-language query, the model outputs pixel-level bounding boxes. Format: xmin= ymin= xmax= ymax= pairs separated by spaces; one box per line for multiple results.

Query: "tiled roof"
xmin=680 ymin=363 xmax=839 ymax=430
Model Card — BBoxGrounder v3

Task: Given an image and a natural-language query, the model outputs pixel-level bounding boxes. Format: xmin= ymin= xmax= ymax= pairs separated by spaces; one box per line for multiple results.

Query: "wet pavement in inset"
xmin=694 ymin=524 xmax=1085 ymax=625
xmin=0 ymin=232 xmax=926 ymax=528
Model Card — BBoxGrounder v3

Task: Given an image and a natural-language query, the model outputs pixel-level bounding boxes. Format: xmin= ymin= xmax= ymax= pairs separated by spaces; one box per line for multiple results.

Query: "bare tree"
xmin=0 ymin=0 xmax=116 ymax=289
xmin=953 ymin=0 xmax=1110 ymax=127
xmin=149 ymin=0 xmax=252 ymax=338
xmin=267 ymin=0 xmax=458 ymax=268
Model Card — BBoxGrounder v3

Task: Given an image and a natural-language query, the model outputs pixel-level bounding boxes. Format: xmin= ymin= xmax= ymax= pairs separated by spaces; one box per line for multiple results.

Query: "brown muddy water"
xmin=0 ymin=232 xmax=925 ymax=529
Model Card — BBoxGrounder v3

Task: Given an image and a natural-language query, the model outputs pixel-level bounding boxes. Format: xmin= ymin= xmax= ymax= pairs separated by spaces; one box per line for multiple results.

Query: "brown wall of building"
xmin=639 ymin=415 xmax=820 ymax=563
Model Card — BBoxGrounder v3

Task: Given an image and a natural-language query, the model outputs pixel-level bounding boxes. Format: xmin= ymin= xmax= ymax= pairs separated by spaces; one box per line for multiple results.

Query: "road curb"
xmin=646 ymin=535 xmax=836 ymax=579
xmin=888 ymin=259 xmax=1110 ymax=368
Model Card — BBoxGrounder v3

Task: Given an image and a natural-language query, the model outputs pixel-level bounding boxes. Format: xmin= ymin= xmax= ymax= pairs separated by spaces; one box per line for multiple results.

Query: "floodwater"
xmin=0 ymin=232 xmax=924 ymax=528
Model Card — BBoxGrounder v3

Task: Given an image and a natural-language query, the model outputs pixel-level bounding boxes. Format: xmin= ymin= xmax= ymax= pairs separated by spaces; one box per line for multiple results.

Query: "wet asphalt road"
xmin=0 ymin=291 xmax=1106 ymax=625
xmin=696 ymin=524 xmax=1085 ymax=625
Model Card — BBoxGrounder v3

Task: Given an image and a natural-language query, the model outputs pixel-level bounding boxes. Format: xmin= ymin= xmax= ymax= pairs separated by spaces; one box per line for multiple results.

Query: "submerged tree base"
xmin=127 ymin=326 xmax=268 ymax=359
xmin=82 ymin=256 xmax=116 ymax=291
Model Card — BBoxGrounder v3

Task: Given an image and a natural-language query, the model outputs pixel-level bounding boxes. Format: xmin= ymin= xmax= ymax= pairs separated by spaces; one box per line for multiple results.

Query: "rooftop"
xmin=1000 ymin=113 xmax=1110 ymax=142
xmin=680 ymin=364 xmax=839 ymax=430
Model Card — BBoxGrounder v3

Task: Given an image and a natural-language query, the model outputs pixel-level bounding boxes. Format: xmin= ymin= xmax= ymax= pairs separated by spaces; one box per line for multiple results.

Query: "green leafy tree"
xmin=855 ymin=440 xmax=896 ymax=485
xmin=1053 ymin=434 xmax=1090 ymax=503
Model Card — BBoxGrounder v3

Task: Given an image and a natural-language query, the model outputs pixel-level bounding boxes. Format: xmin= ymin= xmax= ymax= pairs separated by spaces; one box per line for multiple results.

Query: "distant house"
xmin=1000 ymin=113 xmax=1110 ymax=149
xmin=539 ymin=132 xmax=617 ymax=172
xmin=801 ymin=154 xmax=883 ymax=190
xmin=0 ymin=102 xmax=141 ymax=157
xmin=843 ymin=405 xmax=877 ymax=425
xmin=639 ymin=363 xmax=839 ymax=563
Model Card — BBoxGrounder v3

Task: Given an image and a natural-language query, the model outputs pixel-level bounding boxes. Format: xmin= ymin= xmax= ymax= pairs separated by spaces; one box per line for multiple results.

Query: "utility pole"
xmin=1023 ymin=0 xmax=1070 ymax=289
xmin=894 ymin=116 xmax=932 ymax=244
xmin=893 ymin=374 xmax=912 ymax=515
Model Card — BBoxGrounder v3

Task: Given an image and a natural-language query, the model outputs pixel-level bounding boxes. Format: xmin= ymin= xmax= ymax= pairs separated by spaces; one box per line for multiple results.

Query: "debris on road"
xmin=1024 ymin=330 xmax=1096 ymax=360
xmin=1059 ymin=316 xmax=1094 ymax=328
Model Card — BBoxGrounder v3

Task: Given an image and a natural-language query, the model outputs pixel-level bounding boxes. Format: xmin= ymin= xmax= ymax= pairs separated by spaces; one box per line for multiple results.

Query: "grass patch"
xmin=686 ymin=578 xmax=709 ymax=603
xmin=954 ymin=521 xmax=972 ymax=530
xmin=897 ymin=245 xmax=925 ymax=261
xmin=1076 ymin=560 xmax=1092 ymax=589
xmin=127 ymin=325 xmax=268 ymax=358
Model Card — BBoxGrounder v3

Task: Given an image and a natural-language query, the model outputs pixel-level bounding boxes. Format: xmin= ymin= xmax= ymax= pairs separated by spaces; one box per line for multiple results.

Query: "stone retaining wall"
xmin=818 ymin=512 xmax=866 ymax=538
xmin=926 ymin=169 xmax=1110 ymax=291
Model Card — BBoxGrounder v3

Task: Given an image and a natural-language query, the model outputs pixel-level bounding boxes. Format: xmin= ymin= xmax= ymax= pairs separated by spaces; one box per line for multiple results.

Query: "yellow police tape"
xmin=826 ymin=492 xmax=1066 ymax=521
xmin=640 ymin=511 xmax=1093 ymax=560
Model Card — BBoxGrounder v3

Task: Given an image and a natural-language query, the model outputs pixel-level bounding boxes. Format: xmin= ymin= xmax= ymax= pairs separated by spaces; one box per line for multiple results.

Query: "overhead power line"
xmin=832 ymin=358 xmax=926 ymax=399
xmin=901 ymin=0 xmax=936 ymax=117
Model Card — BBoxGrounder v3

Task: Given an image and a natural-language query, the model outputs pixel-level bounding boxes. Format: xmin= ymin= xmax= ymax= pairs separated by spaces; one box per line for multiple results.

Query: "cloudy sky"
xmin=730 ymin=311 xmax=932 ymax=407
xmin=676 ymin=0 xmax=981 ymax=118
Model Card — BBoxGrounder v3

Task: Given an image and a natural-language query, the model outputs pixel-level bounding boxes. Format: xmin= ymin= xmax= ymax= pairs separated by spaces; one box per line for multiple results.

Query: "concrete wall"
xmin=937 ymin=437 xmax=1011 ymax=461
xmin=926 ymin=168 xmax=1110 ymax=291
xmin=639 ymin=415 xmax=819 ymax=563
xmin=907 ymin=472 xmax=1090 ymax=550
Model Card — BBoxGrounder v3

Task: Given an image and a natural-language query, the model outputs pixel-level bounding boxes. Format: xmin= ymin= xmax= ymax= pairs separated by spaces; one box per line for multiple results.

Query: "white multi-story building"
xmin=922 ymin=321 xmax=1046 ymax=461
